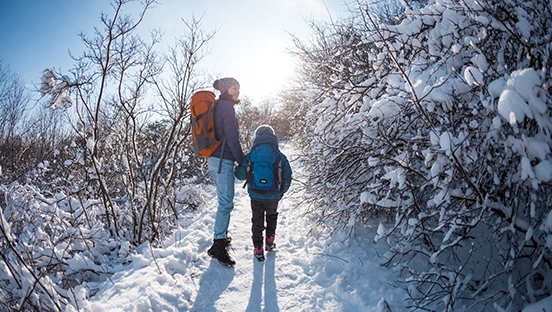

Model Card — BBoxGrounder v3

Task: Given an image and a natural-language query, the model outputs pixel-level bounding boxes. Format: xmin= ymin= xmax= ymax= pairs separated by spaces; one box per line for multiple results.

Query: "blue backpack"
xmin=247 ymin=143 xmax=283 ymax=194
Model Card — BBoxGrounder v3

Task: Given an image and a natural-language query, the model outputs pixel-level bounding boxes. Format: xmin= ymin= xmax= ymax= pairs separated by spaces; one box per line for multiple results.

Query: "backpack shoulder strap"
xmin=274 ymin=151 xmax=283 ymax=188
xmin=212 ymin=99 xmax=227 ymax=173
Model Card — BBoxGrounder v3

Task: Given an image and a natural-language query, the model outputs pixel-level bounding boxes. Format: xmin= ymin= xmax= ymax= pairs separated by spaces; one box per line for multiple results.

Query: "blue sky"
xmin=0 ymin=0 xmax=349 ymax=102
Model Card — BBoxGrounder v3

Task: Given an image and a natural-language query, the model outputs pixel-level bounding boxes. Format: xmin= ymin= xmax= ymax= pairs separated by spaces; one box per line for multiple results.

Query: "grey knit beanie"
xmin=213 ymin=77 xmax=240 ymax=94
xmin=255 ymin=125 xmax=275 ymax=136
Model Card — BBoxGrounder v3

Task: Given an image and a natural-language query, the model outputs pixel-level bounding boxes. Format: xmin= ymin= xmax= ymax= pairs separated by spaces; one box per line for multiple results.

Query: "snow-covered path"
xmin=79 ymin=150 xmax=406 ymax=312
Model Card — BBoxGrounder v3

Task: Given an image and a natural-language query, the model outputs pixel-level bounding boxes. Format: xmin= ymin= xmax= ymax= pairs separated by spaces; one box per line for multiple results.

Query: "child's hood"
xmin=253 ymin=131 xmax=278 ymax=147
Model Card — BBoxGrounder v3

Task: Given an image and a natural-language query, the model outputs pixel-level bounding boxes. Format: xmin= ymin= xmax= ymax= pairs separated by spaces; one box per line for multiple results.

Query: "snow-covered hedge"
xmin=0 ymin=183 xmax=113 ymax=310
xmin=34 ymin=0 xmax=215 ymax=246
xmin=0 ymin=181 xmax=208 ymax=311
xmin=1 ymin=1 xmax=215 ymax=309
xmin=292 ymin=0 xmax=551 ymax=310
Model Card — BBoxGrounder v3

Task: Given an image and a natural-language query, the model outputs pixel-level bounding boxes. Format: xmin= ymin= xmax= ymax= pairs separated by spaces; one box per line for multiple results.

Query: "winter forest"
xmin=1 ymin=0 xmax=551 ymax=311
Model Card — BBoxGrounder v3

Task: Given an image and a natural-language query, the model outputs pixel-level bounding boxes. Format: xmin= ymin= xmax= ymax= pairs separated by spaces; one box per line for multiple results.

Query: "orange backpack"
xmin=190 ymin=91 xmax=223 ymax=157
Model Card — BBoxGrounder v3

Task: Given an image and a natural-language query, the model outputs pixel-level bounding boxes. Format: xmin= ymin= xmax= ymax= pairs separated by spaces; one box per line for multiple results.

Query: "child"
xmin=235 ymin=125 xmax=292 ymax=261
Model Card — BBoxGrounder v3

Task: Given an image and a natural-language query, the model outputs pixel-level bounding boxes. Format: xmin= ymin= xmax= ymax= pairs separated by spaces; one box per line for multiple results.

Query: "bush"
xmin=289 ymin=0 xmax=552 ymax=310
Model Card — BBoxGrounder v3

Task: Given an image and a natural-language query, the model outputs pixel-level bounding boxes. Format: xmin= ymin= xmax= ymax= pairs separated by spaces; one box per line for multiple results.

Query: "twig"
xmin=313 ymin=253 xmax=349 ymax=263
xmin=0 ymin=214 xmax=63 ymax=311
xmin=149 ymin=243 xmax=162 ymax=274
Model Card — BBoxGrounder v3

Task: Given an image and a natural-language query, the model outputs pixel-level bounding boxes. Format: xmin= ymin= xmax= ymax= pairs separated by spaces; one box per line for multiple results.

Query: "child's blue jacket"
xmin=235 ymin=132 xmax=292 ymax=201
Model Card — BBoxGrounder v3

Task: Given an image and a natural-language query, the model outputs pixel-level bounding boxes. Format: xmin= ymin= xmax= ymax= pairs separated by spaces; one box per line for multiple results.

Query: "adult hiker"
xmin=206 ymin=77 xmax=244 ymax=267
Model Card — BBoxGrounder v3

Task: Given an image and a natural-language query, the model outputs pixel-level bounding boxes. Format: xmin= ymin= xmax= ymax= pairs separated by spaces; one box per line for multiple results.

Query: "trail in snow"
xmin=80 ymin=148 xmax=406 ymax=312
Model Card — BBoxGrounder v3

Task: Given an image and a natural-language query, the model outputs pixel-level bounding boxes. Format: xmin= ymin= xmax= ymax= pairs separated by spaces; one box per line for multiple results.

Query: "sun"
xmin=244 ymin=47 xmax=293 ymax=101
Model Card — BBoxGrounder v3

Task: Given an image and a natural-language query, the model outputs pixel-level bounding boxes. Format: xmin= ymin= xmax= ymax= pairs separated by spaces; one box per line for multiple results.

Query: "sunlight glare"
xmin=239 ymin=42 xmax=294 ymax=102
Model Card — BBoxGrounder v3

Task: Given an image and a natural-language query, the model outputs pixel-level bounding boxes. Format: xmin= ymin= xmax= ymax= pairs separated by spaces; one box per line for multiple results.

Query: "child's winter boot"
xmin=254 ymin=245 xmax=265 ymax=262
xmin=265 ymin=235 xmax=276 ymax=251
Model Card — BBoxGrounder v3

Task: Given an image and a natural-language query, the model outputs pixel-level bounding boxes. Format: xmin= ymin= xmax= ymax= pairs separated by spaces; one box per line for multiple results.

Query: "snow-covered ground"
xmin=75 ymin=146 xmax=406 ymax=312
xmin=70 ymin=144 xmax=552 ymax=312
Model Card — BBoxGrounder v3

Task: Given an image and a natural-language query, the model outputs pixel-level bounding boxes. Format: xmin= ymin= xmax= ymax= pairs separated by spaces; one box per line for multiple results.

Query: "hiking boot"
xmin=265 ymin=235 xmax=276 ymax=251
xmin=208 ymin=239 xmax=235 ymax=267
xmin=254 ymin=246 xmax=265 ymax=262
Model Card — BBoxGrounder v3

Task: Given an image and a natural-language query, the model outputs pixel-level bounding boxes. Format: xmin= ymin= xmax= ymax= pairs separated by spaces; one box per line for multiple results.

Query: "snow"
xmin=495 ymin=68 xmax=548 ymax=127
xmin=514 ymin=7 xmax=532 ymax=40
xmin=86 ymin=138 xmax=95 ymax=153
xmin=360 ymin=191 xmax=376 ymax=204
xmin=3 ymin=0 xmax=551 ymax=310
xmin=522 ymin=295 xmax=552 ymax=312
xmin=541 ymin=210 xmax=552 ymax=233
xmin=74 ymin=146 xmax=407 ymax=312
xmin=498 ymin=89 xmax=532 ymax=125
xmin=367 ymin=98 xmax=401 ymax=120
xmin=520 ymin=157 xmax=535 ymax=180
xmin=464 ymin=65 xmax=484 ymax=86
xmin=523 ymin=136 xmax=550 ymax=161
xmin=382 ymin=167 xmax=406 ymax=189
xmin=471 ymin=54 xmax=488 ymax=71
xmin=508 ymin=68 xmax=541 ymax=101
xmin=488 ymin=77 xmax=507 ymax=99
xmin=40 ymin=68 xmax=57 ymax=95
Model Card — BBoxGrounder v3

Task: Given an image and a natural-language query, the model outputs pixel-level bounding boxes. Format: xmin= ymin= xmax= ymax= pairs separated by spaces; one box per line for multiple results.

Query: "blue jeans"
xmin=208 ymin=157 xmax=235 ymax=240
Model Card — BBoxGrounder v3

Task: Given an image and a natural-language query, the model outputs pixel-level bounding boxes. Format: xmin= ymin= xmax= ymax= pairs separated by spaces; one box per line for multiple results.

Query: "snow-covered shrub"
xmin=236 ymin=97 xmax=292 ymax=151
xmin=291 ymin=0 xmax=551 ymax=310
xmin=1 ymin=1 xmax=225 ymax=310
xmin=0 ymin=61 xmax=35 ymax=183
xmin=37 ymin=2 xmax=214 ymax=245
xmin=0 ymin=183 xmax=113 ymax=311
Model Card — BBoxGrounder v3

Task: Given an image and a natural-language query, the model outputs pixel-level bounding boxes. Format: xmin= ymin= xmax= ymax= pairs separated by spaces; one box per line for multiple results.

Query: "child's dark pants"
xmin=250 ymin=199 xmax=279 ymax=248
